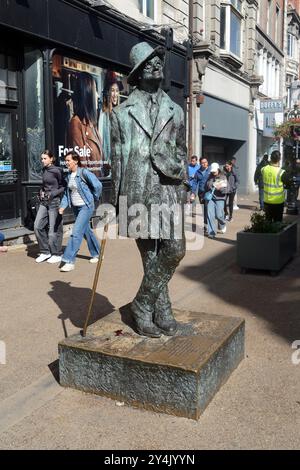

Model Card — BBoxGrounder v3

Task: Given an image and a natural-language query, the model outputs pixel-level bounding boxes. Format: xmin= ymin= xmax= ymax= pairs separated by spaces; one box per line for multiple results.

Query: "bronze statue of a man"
xmin=110 ymin=42 xmax=188 ymax=338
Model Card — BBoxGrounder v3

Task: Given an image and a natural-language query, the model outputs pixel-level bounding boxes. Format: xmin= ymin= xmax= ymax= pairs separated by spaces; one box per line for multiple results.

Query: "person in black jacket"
xmin=224 ymin=160 xmax=238 ymax=221
xmin=34 ymin=150 xmax=65 ymax=263
xmin=254 ymin=154 xmax=269 ymax=210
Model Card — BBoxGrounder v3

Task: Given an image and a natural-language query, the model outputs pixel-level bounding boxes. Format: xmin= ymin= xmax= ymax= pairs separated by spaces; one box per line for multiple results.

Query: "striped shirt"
xmin=68 ymin=172 xmax=85 ymax=207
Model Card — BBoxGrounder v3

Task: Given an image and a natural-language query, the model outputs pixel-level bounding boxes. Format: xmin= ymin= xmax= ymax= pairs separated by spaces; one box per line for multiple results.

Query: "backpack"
xmin=80 ymin=169 xmax=101 ymax=202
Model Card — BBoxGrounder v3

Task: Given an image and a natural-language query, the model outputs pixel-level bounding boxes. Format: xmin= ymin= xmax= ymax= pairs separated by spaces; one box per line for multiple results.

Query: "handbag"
xmin=203 ymin=187 xmax=215 ymax=202
xmin=24 ymin=195 xmax=41 ymax=230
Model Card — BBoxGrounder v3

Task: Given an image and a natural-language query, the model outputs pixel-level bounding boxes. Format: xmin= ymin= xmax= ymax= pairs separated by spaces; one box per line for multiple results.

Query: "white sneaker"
xmin=36 ymin=253 xmax=51 ymax=263
xmin=233 ymin=205 xmax=239 ymax=210
xmin=89 ymin=257 xmax=99 ymax=264
xmin=60 ymin=263 xmax=75 ymax=272
xmin=47 ymin=255 xmax=62 ymax=264
xmin=218 ymin=226 xmax=227 ymax=234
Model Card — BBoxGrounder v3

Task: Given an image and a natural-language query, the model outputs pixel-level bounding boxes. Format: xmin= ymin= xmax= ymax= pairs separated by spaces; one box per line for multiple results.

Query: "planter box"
xmin=237 ymin=221 xmax=297 ymax=273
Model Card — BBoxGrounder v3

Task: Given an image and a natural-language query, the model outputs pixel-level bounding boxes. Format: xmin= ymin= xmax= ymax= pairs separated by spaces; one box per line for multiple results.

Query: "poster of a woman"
xmin=68 ymin=71 xmax=103 ymax=177
xmin=52 ymin=55 xmax=129 ymax=179
xmin=99 ymin=71 xmax=124 ymax=177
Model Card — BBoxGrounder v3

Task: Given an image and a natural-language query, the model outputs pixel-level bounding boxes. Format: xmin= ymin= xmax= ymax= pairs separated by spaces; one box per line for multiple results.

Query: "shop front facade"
xmin=199 ymin=62 xmax=251 ymax=194
xmin=0 ymin=0 xmax=187 ymax=231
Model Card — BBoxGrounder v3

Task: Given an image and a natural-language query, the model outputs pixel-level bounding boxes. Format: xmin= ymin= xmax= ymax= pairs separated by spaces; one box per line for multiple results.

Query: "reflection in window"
xmin=220 ymin=6 xmax=226 ymax=50
xmin=0 ymin=113 xmax=13 ymax=172
xmin=0 ymin=51 xmax=17 ymax=104
xmin=220 ymin=2 xmax=241 ymax=57
xmin=24 ymin=48 xmax=45 ymax=180
xmin=230 ymin=10 xmax=241 ymax=56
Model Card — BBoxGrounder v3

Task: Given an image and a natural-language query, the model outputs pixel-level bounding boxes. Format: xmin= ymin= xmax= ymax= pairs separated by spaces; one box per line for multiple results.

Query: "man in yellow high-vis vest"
xmin=261 ymin=150 xmax=288 ymax=222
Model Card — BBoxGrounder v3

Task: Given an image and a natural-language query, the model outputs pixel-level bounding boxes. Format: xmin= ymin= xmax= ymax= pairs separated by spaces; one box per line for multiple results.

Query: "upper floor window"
xmin=275 ymin=4 xmax=280 ymax=44
xmin=138 ymin=0 xmax=155 ymax=20
xmin=287 ymin=33 xmax=298 ymax=59
xmin=267 ymin=0 xmax=271 ymax=36
xmin=0 ymin=50 xmax=18 ymax=104
xmin=220 ymin=2 xmax=242 ymax=57
xmin=230 ymin=0 xmax=242 ymax=12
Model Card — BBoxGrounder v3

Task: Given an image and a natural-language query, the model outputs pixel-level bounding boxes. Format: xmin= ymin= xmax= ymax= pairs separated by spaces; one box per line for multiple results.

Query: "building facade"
xmin=1 ymin=0 xmax=300 ymax=232
xmin=0 ymin=0 xmax=186 ymax=231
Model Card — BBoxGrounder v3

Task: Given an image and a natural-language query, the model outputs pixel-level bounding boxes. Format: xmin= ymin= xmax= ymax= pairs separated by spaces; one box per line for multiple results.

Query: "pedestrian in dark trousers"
xmin=34 ymin=150 xmax=65 ymax=264
xmin=254 ymin=154 xmax=269 ymax=210
xmin=231 ymin=157 xmax=240 ymax=210
xmin=223 ymin=160 xmax=238 ymax=221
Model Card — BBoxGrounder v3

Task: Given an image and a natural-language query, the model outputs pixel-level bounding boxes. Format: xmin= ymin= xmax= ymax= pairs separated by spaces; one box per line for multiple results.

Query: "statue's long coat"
xmin=110 ymin=88 xmax=188 ymax=237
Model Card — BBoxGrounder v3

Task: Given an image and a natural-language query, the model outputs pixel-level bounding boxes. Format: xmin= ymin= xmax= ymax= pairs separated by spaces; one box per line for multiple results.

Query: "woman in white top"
xmin=59 ymin=151 xmax=102 ymax=272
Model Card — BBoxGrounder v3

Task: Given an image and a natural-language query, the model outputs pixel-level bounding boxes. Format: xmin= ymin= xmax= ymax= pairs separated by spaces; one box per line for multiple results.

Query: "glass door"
xmin=0 ymin=108 xmax=20 ymax=225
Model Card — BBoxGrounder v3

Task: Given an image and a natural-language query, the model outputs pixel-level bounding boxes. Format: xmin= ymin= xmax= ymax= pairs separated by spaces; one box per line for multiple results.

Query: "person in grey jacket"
xmin=34 ymin=150 xmax=65 ymax=264
xmin=205 ymin=162 xmax=228 ymax=239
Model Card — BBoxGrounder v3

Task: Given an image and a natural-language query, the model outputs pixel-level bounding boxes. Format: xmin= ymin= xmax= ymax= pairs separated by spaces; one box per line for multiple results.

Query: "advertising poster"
xmin=52 ymin=54 xmax=129 ymax=178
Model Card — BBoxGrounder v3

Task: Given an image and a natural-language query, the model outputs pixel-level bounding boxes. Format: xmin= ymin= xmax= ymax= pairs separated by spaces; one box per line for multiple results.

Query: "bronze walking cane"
xmin=82 ymin=223 xmax=109 ymax=337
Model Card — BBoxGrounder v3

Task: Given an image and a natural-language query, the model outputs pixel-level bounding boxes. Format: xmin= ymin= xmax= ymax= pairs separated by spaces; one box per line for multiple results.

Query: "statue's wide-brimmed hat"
xmin=127 ymin=42 xmax=165 ymax=85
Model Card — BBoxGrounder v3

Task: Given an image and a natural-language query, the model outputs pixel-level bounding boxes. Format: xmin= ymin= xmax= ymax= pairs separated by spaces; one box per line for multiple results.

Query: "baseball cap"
xmin=210 ymin=162 xmax=219 ymax=172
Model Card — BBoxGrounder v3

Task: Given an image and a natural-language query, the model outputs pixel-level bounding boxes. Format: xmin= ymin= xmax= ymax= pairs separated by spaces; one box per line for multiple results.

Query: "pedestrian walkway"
xmin=0 ymin=196 xmax=299 ymax=449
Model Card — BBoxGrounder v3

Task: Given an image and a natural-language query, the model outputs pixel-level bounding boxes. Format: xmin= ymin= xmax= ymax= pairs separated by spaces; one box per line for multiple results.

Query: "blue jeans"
xmin=207 ymin=199 xmax=226 ymax=236
xmin=62 ymin=205 xmax=100 ymax=264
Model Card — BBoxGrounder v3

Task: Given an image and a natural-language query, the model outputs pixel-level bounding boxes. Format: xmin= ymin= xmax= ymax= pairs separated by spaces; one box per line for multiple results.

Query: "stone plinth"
xmin=59 ymin=308 xmax=244 ymax=420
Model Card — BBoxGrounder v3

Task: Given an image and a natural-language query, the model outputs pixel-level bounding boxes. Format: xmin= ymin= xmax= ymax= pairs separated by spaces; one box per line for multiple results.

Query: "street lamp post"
xmin=283 ymin=104 xmax=300 ymax=215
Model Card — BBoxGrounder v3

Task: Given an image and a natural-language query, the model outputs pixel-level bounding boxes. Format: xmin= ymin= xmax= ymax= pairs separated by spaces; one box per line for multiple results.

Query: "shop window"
xmin=0 ymin=112 xmax=13 ymax=172
xmin=51 ymin=54 xmax=130 ymax=178
xmin=138 ymin=0 xmax=155 ymax=20
xmin=24 ymin=48 xmax=45 ymax=181
xmin=0 ymin=51 xmax=18 ymax=104
xmin=220 ymin=2 xmax=242 ymax=58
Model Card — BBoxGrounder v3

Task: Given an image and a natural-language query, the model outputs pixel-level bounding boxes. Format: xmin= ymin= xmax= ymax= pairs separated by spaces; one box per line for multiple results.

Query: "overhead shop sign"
xmin=260 ymin=99 xmax=283 ymax=113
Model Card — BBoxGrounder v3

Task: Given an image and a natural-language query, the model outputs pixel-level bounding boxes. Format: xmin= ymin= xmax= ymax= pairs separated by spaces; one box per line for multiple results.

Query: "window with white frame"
xmin=275 ymin=4 xmax=280 ymax=44
xmin=286 ymin=74 xmax=293 ymax=109
xmin=138 ymin=0 xmax=155 ymax=20
xmin=220 ymin=1 xmax=242 ymax=57
xmin=287 ymin=33 xmax=298 ymax=60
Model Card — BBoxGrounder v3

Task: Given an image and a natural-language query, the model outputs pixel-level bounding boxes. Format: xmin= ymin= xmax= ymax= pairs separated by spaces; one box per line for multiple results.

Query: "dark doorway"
xmin=202 ymin=136 xmax=245 ymax=167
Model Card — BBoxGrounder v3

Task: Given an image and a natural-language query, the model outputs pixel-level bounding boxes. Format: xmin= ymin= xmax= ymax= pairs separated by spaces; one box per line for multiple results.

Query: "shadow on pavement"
xmin=48 ymin=359 xmax=59 ymax=383
xmin=25 ymin=243 xmax=39 ymax=259
xmin=180 ymin=219 xmax=300 ymax=344
xmin=237 ymin=203 xmax=258 ymax=211
xmin=119 ymin=303 xmax=138 ymax=333
xmin=48 ymin=280 xmax=115 ymax=336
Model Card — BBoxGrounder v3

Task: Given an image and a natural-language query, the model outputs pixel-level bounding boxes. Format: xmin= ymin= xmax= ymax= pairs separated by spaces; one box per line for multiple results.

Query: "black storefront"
xmin=0 ymin=0 xmax=187 ymax=231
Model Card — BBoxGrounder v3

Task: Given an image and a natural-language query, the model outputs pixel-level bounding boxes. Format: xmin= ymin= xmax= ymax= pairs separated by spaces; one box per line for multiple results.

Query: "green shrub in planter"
xmin=237 ymin=211 xmax=297 ymax=274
